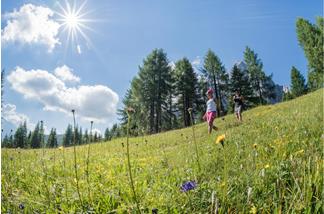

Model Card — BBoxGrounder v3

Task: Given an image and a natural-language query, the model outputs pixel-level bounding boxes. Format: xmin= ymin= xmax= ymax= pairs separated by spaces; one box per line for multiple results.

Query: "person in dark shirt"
xmin=233 ymin=90 xmax=243 ymax=122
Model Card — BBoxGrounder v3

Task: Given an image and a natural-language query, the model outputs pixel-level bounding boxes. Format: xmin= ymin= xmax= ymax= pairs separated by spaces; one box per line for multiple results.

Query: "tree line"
xmin=117 ymin=46 xmax=277 ymax=136
xmin=1 ymin=122 xmax=117 ymax=148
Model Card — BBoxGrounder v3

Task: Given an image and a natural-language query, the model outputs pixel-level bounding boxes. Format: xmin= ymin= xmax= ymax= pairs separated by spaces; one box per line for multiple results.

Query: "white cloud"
xmin=2 ymin=103 xmax=34 ymax=129
xmin=54 ymin=65 xmax=80 ymax=83
xmin=1 ymin=4 xmax=60 ymax=52
xmin=7 ymin=67 xmax=119 ymax=123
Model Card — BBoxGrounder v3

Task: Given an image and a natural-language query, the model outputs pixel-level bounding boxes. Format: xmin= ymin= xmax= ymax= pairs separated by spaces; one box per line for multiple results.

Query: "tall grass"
xmin=1 ymin=89 xmax=323 ymax=213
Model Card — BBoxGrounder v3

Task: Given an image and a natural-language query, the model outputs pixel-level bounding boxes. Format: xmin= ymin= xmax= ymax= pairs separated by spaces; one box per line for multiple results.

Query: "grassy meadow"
xmin=2 ymin=89 xmax=323 ymax=213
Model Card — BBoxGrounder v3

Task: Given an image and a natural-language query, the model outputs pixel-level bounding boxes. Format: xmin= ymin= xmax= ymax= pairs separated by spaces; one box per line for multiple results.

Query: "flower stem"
xmin=126 ymin=112 xmax=141 ymax=213
xmin=72 ymin=110 xmax=83 ymax=208
xmin=188 ymin=110 xmax=201 ymax=173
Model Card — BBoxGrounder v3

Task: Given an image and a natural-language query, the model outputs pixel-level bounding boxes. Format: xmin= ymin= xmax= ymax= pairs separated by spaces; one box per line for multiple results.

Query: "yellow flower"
xmin=294 ymin=149 xmax=304 ymax=156
xmin=264 ymin=164 xmax=270 ymax=169
xmin=215 ymin=134 xmax=225 ymax=146
xmin=249 ymin=205 xmax=257 ymax=214
xmin=74 ymin=178 xmax=77 ymax=183
xmin=58 ymin=146 xmax=64 ymax=150
xmin=253 ymin=143 xmax=257 ymax=149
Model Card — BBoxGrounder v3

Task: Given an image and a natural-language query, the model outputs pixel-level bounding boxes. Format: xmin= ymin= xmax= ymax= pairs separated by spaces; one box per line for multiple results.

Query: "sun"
xmin=64 ymin=13 xmax=79 ymax=29
xmin=55 ymin=0 xmax=95 ymax=52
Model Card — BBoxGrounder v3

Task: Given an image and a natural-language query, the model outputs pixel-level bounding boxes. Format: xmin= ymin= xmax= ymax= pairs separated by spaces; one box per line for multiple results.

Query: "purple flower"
xmin=180 ymin=181 xmax=197 ymax=192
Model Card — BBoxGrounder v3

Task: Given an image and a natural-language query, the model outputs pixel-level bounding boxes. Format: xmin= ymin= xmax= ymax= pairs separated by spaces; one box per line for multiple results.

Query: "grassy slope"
xmin=2 ymin=89 xmax=323 ymax=213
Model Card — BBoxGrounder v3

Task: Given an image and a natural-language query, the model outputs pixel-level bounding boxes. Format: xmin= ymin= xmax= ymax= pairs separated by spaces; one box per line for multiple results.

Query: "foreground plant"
xmin=125 ymin=107 xmax=141 ymax=213
xmin=85 ymin=121 xmax=93 ymax=204
xmin=72 ymin=109 xmax=83 ymax=208
xmin=188 ymin=108 xmax=201 ymax=173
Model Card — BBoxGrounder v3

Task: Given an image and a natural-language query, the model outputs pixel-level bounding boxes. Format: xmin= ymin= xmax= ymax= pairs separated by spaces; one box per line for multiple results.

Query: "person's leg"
xmin=238 ymin=107 xmax=242 ymax=122
xmin=208 ymin=124 xmax=212 ymax=134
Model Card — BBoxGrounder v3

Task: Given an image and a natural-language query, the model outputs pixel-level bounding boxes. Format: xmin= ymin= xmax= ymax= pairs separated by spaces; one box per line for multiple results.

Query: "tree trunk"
xmin=213 ymin=74 xmax=220 ymax=116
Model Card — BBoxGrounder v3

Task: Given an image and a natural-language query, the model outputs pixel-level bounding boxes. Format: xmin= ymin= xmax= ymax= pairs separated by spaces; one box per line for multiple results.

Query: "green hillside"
xmin=2 ymin=89 xmax=323 ymax=213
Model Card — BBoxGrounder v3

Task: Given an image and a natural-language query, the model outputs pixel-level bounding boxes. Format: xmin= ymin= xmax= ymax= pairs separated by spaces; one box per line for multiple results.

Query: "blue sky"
xmin=1 ymin=0 xmax=322 ymax=135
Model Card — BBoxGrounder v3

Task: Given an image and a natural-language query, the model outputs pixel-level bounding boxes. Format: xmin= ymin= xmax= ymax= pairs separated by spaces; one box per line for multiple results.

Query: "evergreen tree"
xmin=2 ymin=134 xmax=10 ymax=148
xmin=196 ymin=74 xmax=208 ymax=122
xmin=130 ymin=49 xmax=172 ymax=133
xmin=283 ymin=91 xmax=293 ymax=101
xmin=47 ymin=128 xmax=58 ymax=148
xmin=202 ymin=49 xmax=229 ymax=115
xmin=94 ymin=132 xmax=98 ymax=142
xmin=83 ymin=129 xmax=89 ymax=144
xmin=78 ymin=127 xmax=83 ymax=145
xmin=9 ymin=130 xmax=14 ymax=148
xmin=104 ymin=128 xmax=111 ymax=141
xmin=27 ymin=131 xmax=32 ymax=148
xmin=296 ymin=17 xmax=323 ymax=89
xmin=39 ymin=121 xmax=45 ymax=147
xmin=14 ymin=122 xmax=28 ymax=148
xmin=63 ymin=124 xmax=73 ymax=147
xmin=31 ymin=122 xmax=41 ymax=148
xmin=174 ymin=58 xmax=198 ymax=127
xmin=290 ymin=66 xmax=307 ymax=97
xmin=244 ymin=46 xmax=276 ymax=105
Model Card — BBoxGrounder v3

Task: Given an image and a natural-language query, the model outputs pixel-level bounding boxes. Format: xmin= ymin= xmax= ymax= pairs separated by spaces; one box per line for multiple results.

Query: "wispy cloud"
xmin=2 ymin=103 xmax=35 ymax=130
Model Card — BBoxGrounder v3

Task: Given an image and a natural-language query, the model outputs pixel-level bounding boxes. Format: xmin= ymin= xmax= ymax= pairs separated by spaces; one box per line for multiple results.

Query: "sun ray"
xmin=55 ymin=0 xmax=95 ymax=54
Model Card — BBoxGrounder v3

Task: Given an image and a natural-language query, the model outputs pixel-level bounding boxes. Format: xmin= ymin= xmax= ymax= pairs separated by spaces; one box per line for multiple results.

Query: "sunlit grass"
xmin=1 ymin=89 xmax=323 ymax=213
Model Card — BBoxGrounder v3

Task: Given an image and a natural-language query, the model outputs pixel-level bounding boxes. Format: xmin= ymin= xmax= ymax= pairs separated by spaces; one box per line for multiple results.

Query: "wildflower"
xmin=253 ymin=143 xmax=257 ymax=149
xmin=180 ymin=181 xmax=197 ymax=192
xmin=58 ymin=146 xmax=64 ymax=150
xmin=264 ymin=164 xmax=270 ymax=169
xmin=247 ymin=187 xmax=252 ymax=202
xmin=249 ymin=205 xmax=257 ymax=214
xmin=74 ymin=178 xmax=77 ymax=183
xmin=215 ymin=134 xmax=225 ymax=146
xmin=187 ymin=108 xmax=193 ymax=113
xmin=19 ymin=203 xmax=25 ymax=210
xmin=294 ymin=149 xmax=304 ymax=156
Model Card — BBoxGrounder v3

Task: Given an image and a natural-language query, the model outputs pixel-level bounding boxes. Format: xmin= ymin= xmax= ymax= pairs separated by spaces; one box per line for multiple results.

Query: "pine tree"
xmin=104 ymin=128 xmax=111 ymax=141
xmin=31 ymin=122 xmax=41 ymax=148
xmin=296 ymin=17 xmax=323 ymax=89
xmin=14 ymin=121 xmax=28 ymax=148
xmin=2 ymin=134 xmax=10 ymax=148
xmin=290 ymin=66 xmax=307 ymax=97
xmin=244 ymin=46 xmax=276 ymax=105
xmin=174 ymin=58 xmax=198 ymax=127
xmin=83 ymin=129 xmax=89 ymax=144
xmin=131 ymin=49 xmax=172 ymax=133
xmin=63 ymin=124 xmax=73 ymax=147
xmin=47 ymin=128 xmax=58 ymax=148
xmin=196 ymin=74 xmax=208 ymax=122
xmin=94 ymin=132 xmax=98 ymax=142
xmin=202 ymin=49 xmax=229 ymax=115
